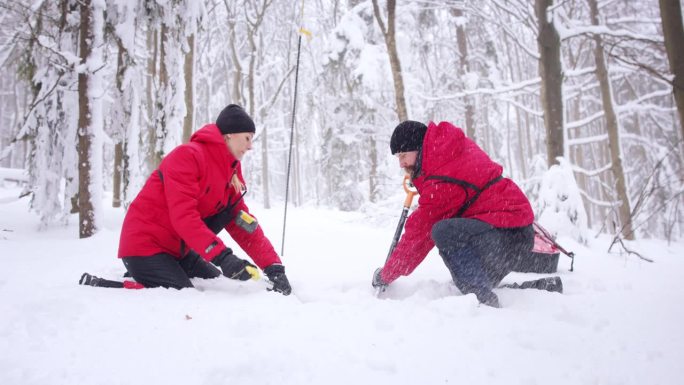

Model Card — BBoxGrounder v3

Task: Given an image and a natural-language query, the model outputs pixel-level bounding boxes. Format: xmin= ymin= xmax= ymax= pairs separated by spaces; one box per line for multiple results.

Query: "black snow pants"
xmin=431 ymin=218 xmax=534 ymax=299
xmin=122 ymin=251 xmax=221 ymax=289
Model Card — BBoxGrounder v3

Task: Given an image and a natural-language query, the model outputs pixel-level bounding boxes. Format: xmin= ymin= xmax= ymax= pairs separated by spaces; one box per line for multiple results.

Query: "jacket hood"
xmin=190 ymin=124 xmax=227 ymax=146
xmin=419 ymin=121 xmax=465 ymax=175
xmin=190 ymin=123 xmax=238 ymax=167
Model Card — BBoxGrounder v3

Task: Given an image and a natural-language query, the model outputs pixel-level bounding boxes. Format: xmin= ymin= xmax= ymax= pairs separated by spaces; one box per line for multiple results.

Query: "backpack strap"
xmin=156 ymin=167 xmax=247 ymax=258
xmin=425 ymin=174 xmax=503 ymax=217
xmin=533 ymin=222 xmax=575 ymax=271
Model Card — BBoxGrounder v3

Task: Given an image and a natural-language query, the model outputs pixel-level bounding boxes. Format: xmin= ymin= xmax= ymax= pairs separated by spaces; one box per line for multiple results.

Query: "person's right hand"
xmin=264 ymin=264 xmax=292 ymax=296
xmin=212 ymin=249 xmax=257 ymax=281
xmin=372 ymin=268 xmax=388 ymax=290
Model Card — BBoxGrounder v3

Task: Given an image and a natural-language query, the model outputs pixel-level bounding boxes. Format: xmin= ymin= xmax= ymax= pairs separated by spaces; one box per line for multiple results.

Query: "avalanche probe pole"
xmin=376 ymin=175 xmax=417 ymax=295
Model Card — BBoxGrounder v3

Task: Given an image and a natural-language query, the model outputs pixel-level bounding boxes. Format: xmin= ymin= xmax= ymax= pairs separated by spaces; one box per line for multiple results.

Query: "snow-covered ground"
xmin=1 ymin=185 xmax=683 ymax=385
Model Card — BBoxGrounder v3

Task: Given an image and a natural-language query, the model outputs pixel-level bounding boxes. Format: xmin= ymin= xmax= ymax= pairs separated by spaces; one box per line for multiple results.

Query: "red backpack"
xmin=515 ymin=222 xmax=575 ymax=273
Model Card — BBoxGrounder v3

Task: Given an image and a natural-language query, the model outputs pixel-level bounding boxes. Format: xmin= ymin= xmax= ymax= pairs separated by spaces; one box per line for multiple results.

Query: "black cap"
xmin=216 ymin=104 xmax=255 ymax=135
xmin=390 ymin=120 xmax=427 ymax=154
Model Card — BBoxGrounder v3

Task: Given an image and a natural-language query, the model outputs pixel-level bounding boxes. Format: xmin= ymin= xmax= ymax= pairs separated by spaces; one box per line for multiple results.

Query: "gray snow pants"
xmin=431 ymin=218 xmax=534 ymax=297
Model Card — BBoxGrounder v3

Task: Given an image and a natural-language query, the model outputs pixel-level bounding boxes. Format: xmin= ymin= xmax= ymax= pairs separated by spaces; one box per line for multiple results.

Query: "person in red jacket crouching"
xmin=85 ymin=104 xmax=290 ymax=295
xmin=372 ymin=120 xmax=535 ymax=307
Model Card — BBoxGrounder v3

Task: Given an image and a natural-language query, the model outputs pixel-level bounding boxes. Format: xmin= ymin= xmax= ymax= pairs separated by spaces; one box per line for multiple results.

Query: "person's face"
xmin=396 ymin=151 xmax=418 ymax=174
xmin=224 ymin=132 xmax=254 ymax=160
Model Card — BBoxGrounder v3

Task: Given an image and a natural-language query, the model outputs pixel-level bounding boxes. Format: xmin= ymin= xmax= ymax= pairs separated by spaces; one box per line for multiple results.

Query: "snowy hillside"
xmin=1 ymin=185 xmax=683 ymax=385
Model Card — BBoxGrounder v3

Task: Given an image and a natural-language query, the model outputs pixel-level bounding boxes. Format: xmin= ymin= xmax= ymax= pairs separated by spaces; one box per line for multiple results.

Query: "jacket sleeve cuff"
xmin=201 ymin=239 xmax=226 ymax=262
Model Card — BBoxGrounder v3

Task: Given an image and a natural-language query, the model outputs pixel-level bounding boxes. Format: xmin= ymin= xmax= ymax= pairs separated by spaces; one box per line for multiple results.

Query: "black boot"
xmin=79 ymin=273 xmax=124 ymax=288
xmin=475 ymin=290 xmax=501 ymax=308
xmin=500 ymin=276 xmax=563 ymax=294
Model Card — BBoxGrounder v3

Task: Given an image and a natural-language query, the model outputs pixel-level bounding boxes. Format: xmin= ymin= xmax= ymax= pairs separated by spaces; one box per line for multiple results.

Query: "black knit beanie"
xmin=390 ymin=120 xmax=427 ymax=154
xmin=216 ymin=104 xmax=255 ymax=135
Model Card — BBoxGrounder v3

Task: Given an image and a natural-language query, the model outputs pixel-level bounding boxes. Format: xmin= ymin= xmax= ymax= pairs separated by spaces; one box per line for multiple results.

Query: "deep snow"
xmin=1 ymin=185 xmax=683 ymax=385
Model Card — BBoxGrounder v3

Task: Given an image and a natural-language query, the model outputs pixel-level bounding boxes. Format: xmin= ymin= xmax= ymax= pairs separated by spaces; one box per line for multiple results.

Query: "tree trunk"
xmin=260 ymin=118 xmax=271 ymax=209
xmin=369 ymin=133 xmax=379 ymax=202
xmin=244 ymin=0 xmax=271 ymax=209
xmin=182 ymin=34 xmax=195 ymax=143
xmin=453 ymin=8 xmax=476 ymax=140
xmin=112 ymin=38 xmax=127 ymax=208
xmin=659 ymin=0 xmax=684 ymax=140
xmin=113 ymin=143 xmax=123 ymax=208
xmin=245 ymin=29 xmax=269 ymax=208
xmin=589 ymin=0 xmax=634 ymax=240
xmin=535 ymin=0 xmax=564 ymax=166
xmin=78 ymin=0 xmax=95 ymax=238
xmin=372 ymin=0 xmax=408 ymax=122
xmin=228 ymin=20 xmax=243 ymax=104
xmin=146 ymin=28 xmax=158 ymax=173
xmin=154 ymin=23 xmax=169 ymax=168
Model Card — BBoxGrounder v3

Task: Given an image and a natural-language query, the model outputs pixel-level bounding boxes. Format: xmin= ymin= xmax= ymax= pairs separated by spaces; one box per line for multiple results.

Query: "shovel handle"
xmin=377 ymin=175 xmax=420 ymax=292
xmin=402 ymin=174 xmax=417 ymax=208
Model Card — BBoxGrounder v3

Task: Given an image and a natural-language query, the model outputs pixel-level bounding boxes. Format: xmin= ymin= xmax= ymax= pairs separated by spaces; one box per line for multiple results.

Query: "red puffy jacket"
xmin=381 ymin=121 xmax=534 ymax=283
xmin=118 ymin=124 xmax=281 ymax=269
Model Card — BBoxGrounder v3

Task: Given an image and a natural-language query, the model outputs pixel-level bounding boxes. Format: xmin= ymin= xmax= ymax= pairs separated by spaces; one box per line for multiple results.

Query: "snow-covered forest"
xmin=1 ymin=2 xmax=684 ymax=383
xmin=0 ymin=0 xmax=682 ymax=244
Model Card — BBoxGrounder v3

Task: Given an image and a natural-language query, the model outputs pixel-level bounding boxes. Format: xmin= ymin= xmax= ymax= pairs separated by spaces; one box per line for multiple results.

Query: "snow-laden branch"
xmin=488 ymin=0 xmax=537 ymax=36
xmin=0 ymin=28 xmax=22 ymax=67
xmin=572 ymin=162 xmax=613 ymax=177
xmin=0 ymin=167 xmax=28 ymax=182
xmin=621 ymin=133 xmax=670 ymax=150
xmin=556 ymin=22 xmax=663 ymax=44
xmin=615 ymin=88 xmax=674 ymax=113
xmin=617 ymin=104 xmax=676 ymax=116
xmin=565 ymin=66 xmax=597 ymax=78
xmin=609 ymin=17 xmax=662 ymax=25
xmin=403 ymin=1 xmax=465 ymax=11
xmin=566 ymin=110 xmax=605 ymax=130
xmin=0 ymin=144 xmax=14 ymax=163
xmin=567 ymin=133 xmax=608 ymax=147
xmin=470 ymin=4 xmax=539 ymax=60
xmin=417 ymin=77 xmax=540 ymax=101
xmin=494 ymin=96 xmax=543 ymax=117
xmin=577 ymin=187 xmax=618 ymax=207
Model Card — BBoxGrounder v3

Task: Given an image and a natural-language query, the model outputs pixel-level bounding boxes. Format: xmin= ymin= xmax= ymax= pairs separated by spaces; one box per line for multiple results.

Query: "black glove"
xmin=212 ymin=249 xmax=257 ymax=281
xmin=372 ymin=268 xmax=388 ymax=290
xmin=264 ymin=264 xmax=292 ymax=296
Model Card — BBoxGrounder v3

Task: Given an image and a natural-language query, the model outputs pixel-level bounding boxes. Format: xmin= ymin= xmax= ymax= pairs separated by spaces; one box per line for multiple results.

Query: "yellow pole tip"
xmin=299 ymin=28 xmax=312 ymax=38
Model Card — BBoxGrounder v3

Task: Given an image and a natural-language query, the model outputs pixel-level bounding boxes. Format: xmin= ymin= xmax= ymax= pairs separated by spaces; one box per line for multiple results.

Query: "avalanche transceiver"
xmin=235 ymin=210 xmax=258 ymax=233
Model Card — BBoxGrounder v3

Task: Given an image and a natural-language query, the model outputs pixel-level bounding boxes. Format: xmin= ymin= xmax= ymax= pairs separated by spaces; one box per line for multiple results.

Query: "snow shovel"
xmin=375 ymin=174 xmax=417 ymax=295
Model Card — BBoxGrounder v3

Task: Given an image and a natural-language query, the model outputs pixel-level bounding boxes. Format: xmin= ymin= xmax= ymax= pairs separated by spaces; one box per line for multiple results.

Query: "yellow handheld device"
xmin=235 ymin=210 xmax=258 ymax=233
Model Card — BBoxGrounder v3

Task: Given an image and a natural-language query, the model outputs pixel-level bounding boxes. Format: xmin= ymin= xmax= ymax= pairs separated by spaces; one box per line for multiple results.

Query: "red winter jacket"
xmin=381 ymin=121 xmax=534 ymax=283
xmin=118 ymin=124 xmax=281 ymax=269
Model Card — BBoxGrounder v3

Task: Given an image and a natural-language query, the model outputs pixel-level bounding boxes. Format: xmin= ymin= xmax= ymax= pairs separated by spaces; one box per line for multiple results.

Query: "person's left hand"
xmin=212 ymin=249 xmax=258 ymax=281
xmin=372 ymin=268 xmax=387 ymax=290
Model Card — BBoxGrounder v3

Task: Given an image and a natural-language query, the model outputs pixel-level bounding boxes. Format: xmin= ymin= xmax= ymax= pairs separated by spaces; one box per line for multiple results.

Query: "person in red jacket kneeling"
xmin=115 ymin=104 xmax=290 ymax=294
xmin=372 ymin=120 xmax=535 ymax=307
